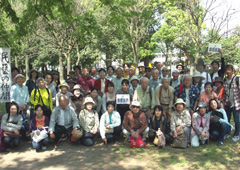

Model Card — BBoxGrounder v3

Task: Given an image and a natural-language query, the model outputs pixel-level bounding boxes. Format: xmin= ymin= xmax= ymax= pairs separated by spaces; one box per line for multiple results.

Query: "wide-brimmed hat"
xmin=73 ymin=84 xmax=81 ymax=90
xmin=130 ymin=75 xmax=139 ymax=83
xmin=83 ymin=96 xmax=95 ymax=105
xmin=174 ymin=98 xmax=186 ymax=107
xmin=162 ymin=67 xmax=169 ymax=71
xmin=214 ymin=77 xmax=223 ymax=84
xmin=138 ymin=62 xmax=145 ymax=68
xmin=14 ymin=74 xmax=26 ymax=81
xmin=130 ymin=101 xmax=142 ymax=109
xmin=193 ymin=71 xmax=205 ymax=80
xmin=58 ymin=81 xmax=70 ymax=89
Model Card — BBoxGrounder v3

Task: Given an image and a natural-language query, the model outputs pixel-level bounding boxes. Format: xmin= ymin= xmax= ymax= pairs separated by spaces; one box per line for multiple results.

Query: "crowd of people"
xmin=1 ymin=50 xmax=240 ymax=152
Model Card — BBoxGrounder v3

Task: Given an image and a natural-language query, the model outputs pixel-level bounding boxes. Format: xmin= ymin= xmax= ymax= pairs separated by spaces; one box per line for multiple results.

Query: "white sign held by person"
xmin=208 ymin=43 xmax=221 ymax=53
xmin=116 ymin=94 xmax=130 ymax=105
xmin=0 ymin=48 xmax=12 ymax=102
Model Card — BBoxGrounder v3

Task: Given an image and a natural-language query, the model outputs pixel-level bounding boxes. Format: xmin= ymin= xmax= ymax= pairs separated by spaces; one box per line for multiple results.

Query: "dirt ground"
xmin=1 ymin=138 xmax=240 ymax=170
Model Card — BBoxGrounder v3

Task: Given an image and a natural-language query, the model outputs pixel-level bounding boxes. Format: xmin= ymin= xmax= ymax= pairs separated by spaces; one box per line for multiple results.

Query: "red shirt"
xmin=77 ymin=76 xmax=95 ymax=93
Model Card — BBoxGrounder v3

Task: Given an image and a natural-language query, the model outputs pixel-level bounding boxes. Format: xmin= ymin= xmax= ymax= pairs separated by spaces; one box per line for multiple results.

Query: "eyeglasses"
xmin=132 ymin=106 xmax=140 ymax=108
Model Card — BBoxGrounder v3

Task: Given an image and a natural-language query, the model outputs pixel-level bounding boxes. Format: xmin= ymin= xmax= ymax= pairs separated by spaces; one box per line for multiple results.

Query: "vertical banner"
xmin=0 ymin=48 xmax=11 ymax=102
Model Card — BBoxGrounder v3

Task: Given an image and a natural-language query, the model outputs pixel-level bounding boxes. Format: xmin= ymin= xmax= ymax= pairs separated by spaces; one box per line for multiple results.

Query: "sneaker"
xmin=232 ymin=136 xmax=240 ymax=142
xmin=42 ymin=146 xmax=47 ymax=150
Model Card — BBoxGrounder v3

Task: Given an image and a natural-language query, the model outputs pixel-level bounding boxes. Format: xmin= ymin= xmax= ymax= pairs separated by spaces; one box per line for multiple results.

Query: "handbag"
xmin=129 ymin=136 xmax=146 ymax=148
xmin=32 ymin=127 xmax=48 ymax=143
xmin=105 ymin=127 xmax=114 ymax=134
xmin=172 ymin=131 xmax=188 ymax=148
xmin=153 ymin=129 xmax=166 ymax=147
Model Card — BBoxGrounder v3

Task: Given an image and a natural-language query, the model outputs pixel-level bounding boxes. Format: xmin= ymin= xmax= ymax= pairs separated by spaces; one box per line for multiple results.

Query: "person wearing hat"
xmin=94 ymin=68 xmax=110 ymax=96
xmin=11 ymin=74 xmax=29 ymax=113
xmin=79 ymin=96 xmax=99 ymax=146
xmin=112 ymin=67 xmax=124 ymax=92
xmin=192 ymin=71 xmax=205 ymax=93
xmin=128 ymin=65 xmax=136 ymax=80
xmin=144 ymin=67 xmax=152 ymax=80
xmin=171 ymin=98 xmax=191 ymax=144
xmin=149 ymin=69 xmax=161 ymax=91
xmin=71 ymin=84 xmax=84 ymax=116
xmin=123 ymin=101 xmax=149 ymax=141
xmin=210 ymin=49 xmax=225 ymax=80
xmin=49 ymin=95 xmax=80 ymax=147
xmin=191 ymin=102 xmax=210 ymax=147
xmin=137 ymin=62 xmax=145 ymax=79
xmin=196 ymin=58 xmax=212 ymax=84
xmin=160 ymin=67 xmax=169 ymax=82
xmin=77 ymin=67 xmax=95 ymax=96
xmin=176 ymin=63 xmax=184 ymax=74
xmin=170 ymin=69 xmax=180 ymax=89
xmin=26 ymin=69 xmax=39 ymax=95
xmin=44 ymin=72 xmax=57 ymax=106
xmin=100 ymin=101 xmax=121 ymax=144
xmin=56 ymin=81 xmax=73 ymax=107
xmin=66 ymin=78 xmax=77 ymax=93
xmin=208 ymin=98 xmax=233 ymax=146
xmin=174 ymin=74 xmax=200 ymax=114
xmin=214 ymin=77 xmax=224 ymax=100
xmin=130 ymin=75 xmax=140 ymax=93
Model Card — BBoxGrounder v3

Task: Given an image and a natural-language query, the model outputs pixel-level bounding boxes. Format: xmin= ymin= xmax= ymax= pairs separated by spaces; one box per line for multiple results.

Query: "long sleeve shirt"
xmin=155 ymin=85 xmax=174 ymax=112
xmin=49 ymin=105 xmax=79 ymax=132
xmin=10 ymin=84 xmax=29 ymax=107
xmin=170 ymin=110 xmax=191 ymax=132
xmin=123 ymin=111 xmax=148 ymax=134
xmin=191 ymin=112 xmax=210 ymax=137
xmin=133 ymin=86 xmax=155 ymax=110
xmin=30 ymin=88 xmax=53 ymax=110
xmin=99 ymin=111 xmax=121 ymax=139
xmin=1 ymin=114 xmax=23 ymax=132
xmin=79 ymin=109 xmax=99 ymax=133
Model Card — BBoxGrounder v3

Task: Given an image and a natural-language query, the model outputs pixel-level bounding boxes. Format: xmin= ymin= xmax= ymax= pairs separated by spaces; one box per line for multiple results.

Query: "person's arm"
xmin=183 ymin=110 xmax=191 ymax=128
xmin=138 ymin=112 xmax=148 ymax=134
xmin=55 ymin=93 xmax=60 ymax=107
xmin=1 ymin=114 xmax=14 ymax=132
xmin=47 ymin=89 xmax=53 ymax=110
xmin=102 ymin=94 xmax=107 ymax=114
xmin=24 ymin=86 xmax=30 ymax=104
xmin=219 ymin=108 xmax=229 ymax=123
xmin=170 ymin=114 xmax=176 ymax=132
xmin=92 ymin=111 xmax=99 ymax=132
xmin=96 ymin=96 xmax=102 ymax=113
xmin=122 ymin=111 xmax=131 ymax=132
xmin=169 ymin=87 xmax=174 ymax=113
xmin=109 ymin=111 xmax=121 ymax=128
xmin=155 ymin=86 xmax=160 ymax=105
xmin=133 ymin=87 xmax=138 ymax=101
xmin=30 ymin=89 xmax=38 ymax=106
xmin=219 ymin=49 xmax=225 ymax=77
xmin=203 ymin=115 xmax=210 ymax=134
xmin=29 ymin=119 xmax=36 ymax=133
xmin=99 ymin=113 xmax=106 ymax=139
xmin=191 ymin=113 xmax=202 ymax=135
xmin=71 ymin=109 xmax=80 ymax=129
xmin=49 ymin=108 xmax=57 ymax=132
xmin=150 ymin=87 xmax=155 ymax=109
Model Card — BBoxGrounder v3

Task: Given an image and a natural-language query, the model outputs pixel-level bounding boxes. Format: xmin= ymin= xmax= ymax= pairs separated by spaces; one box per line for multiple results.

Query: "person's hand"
xmin=13 ymin=130 xmax=20 ymax=136
xmin=37 ymin=130 xmax=40 ymax=136
xmin=49 ymin=131 xmax=55 ymax=139
xmin=105 ymin=125 xmax=111 ymax=129
xmin=103 ymin=138 xmax=107 ymax=144
xmin=91 ymin=130 xmax=97 ymax=134
xmin=210 ymin=115 xmax=214 ymax=120
xmin=23 ymin=104 xmax=27 ymax=110
xmin=176 ymin=126 xmax=182 ymax=132
xmin=173 ymin=130 xmax=177 ymax=138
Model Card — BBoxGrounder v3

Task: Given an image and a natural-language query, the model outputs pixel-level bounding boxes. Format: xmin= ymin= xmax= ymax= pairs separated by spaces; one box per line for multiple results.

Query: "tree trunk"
xmin=76 ymin=46 xmax=81 ymax=66
xmin=165 ymin=44 xmax=169 ymax=64
xmin=59 ymin=52 xmax=64 ymax=83
xmin=25 ymin=55 xmax=29 ymax=81
xmin=64 ymin=53 xmax=71 ymax=76
xmin=15 ymin=56 xmax=18 ymax=68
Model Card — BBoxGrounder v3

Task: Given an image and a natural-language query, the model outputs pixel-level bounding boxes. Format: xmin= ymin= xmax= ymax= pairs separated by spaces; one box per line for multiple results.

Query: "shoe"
xmin=232 ymin=136 xmax=240 ymax=142
xmin=218 ymin=141 xmax=224 ymax=146
xmin=36 ymin=148 xmax=41 ymax=152
xmin=42 ymin=146 xmax=47 ymax=150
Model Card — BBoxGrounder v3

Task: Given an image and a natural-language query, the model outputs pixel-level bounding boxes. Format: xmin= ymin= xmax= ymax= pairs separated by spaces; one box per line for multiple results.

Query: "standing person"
xmin=100 ymin=101 xmax=121 ymax=144
xmin=112 ymin=67 xmax=124 ymax=92
xmin=155 ymin=61 xmax=163 ymax=77
xmin=1 ymin=102 xmax=22 ymax=148
xmin=133 ymin=77 xmax=155 ymax=121
xmin=214 ymin=77 xmax=224 ymax=102
xmin=170 ymin=69 xmax=180 ymax=89
xmin=11 ymin=67 xmax=20 ymax=85
xmin=208 ymin=99 xmax=233 ymax=146
xmin=128 ymin=65 xmax=136 ymax=80
xmin=56 ymin=82 xmax=73 ymax=107
xmin=144 ymin=67 xmax=152 ymax=80
xmin=10 ymin=74 xmax=29 ymax=137
xmin=122 ymin=101 xmax=149 ymax=141
xmin=192 ymin=71 xmax=205 ymax=93
xmin=137 ymin=63 xmax=145 ymax=79
xmin=90 ymin=66 xmax=99 ymax=80
xmin=155 ymin=78 xmax=174 ymax=121
xmin=71 ymin=84 xmax=84 ymax=116
xmin=159 ymin=67 xmax=169 ymax=83
xmin=45 ymin=73 xmax=57 ymax=106
xmin=174 ymin=74 xmax=200 ymax=115
xmin=149 ymin=69 xmax=161 ymax=91
xmin=191 ymin=102 xmax=210 ymax=147
xmin=123 ymin=63 xmax=130 ymax=79
xmin=129 ymin=75 xmax=140 ymax=93
xmin=171 ymin=99 xmax=191 ymax=144
xmin=79 ymin=97 xmax=99 ymax=146
xmin=73 ymin=66 xmax=81 ymax=80
xmin=30 ymin=104 xmax=49 ymax=152
xmin=176 ymin=63 xmax=184 ymax=74
xmin=116 ymin=79 xmax=133 ymax=122
xmin=106 ymin=66 xmax=115 ymax=81
xmin=94 ymin=68 xmax=109 ymax=96
xmin=52 ymin=70 xmax=60 ymax=91
xmin=223 ymin=64 xmax=240 ymax=142
xmin=89 ymin=88 xmax=102 ymax=116
xmin=30 ymin=77 xmax=53 ymax=118
xmin=49 ymin=95 xmax=80 ymax=147
xmin=77 ymin=67 xmax=95 ymax=96
xmin=102 ymin=82 xmax=116 ymax=114
xmin=196 ymin=58 xmax=212 ymax=84
xmin=66 ymin=78 xmax=77 ymax=93
xmin=26 ymin=69 xmax=39 ymax=95
xmin=210 ymin=49 xmax=225 ymax=81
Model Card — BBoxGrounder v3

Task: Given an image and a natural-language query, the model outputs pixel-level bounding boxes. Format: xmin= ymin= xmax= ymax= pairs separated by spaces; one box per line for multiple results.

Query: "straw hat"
xmin=58 ymin=81 xmax=70 ymax=89
xmin=174 ymin=98 xmax=186 ymax=107
xmin=14 ymin=74 xmax=26 ymax=82
xmin=83 ymin=96 xmax=95 ymax=105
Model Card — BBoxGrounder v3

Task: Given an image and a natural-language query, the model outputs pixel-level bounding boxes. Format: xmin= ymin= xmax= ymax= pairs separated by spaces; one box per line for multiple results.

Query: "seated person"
xmin=191 ymin=102 xmax=210 ymax=147
xmin=49 ymin=95 xmax=80 ymax=148
xmin=100 ymin=101 xmax=121 ymax=144
xmin=122 ymin=101 xmax=149 ymax=141
xmin=149 ymin=105 xmax=167 ymax=142
xmin=79 ymin=97 xmax=99 ymax=146
xmin=208 ymin=99 xmax=232 ymax=146
xmin=30 ymin=104 xmax=49 ymax=152
xmin=171 ymin=98 xmax=191 ymax=144
xmin=1 ymin=102 xmax=22 ymax=148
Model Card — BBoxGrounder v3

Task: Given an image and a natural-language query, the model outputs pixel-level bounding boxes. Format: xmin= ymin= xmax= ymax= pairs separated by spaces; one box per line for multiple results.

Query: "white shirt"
xmin=212 ymin=72 xmax=219 ymax=82
xmin=58 ymin=109 xmax=65 ymax=126
xmin=201 ymin=72 xmax=212 ymax=84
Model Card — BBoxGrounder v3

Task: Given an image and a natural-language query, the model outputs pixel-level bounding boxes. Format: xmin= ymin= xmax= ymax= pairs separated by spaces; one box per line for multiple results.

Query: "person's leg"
xmin=210 ymin=130 xmax=220 ymax=141
xmin=122 ymin=128 xmax=131 ymax=140
xmin=32 ymin=141 xmax=40 ymax=149
xmin=3 ymin=136 xmax=12 ymax=147
xmin=41 ymin=137 xmax=49 ymax=146
xmin=142 ymin=127 xmax=149 ymax=141
xmin=219 ymin=122 xmax=231 ymax=144
xmin=53 ymin=125 xmax=66 ymax=144
xmin=12 ymin=137 xmax=20 ymax=147
xmin=113 ymin=125 xmax=122 ymax=140
xmin=183 ymin=127 xmax=191 ymax=144
xmin=233 ymin=108 xmax=240 ymax=137
xmin=225 ymin=106 xmax=233 ymax=123
xmin=82 ymin=137 xmax=94 ymax=146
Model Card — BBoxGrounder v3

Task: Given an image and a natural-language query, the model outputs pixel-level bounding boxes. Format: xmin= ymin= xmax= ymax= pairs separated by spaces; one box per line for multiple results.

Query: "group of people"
xmin=1 ymin=50 xmax=240 ymax=152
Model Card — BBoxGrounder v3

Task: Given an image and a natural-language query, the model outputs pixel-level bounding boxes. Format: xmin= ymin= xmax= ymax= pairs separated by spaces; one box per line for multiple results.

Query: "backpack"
xmin=178 ymin=83 xmax=183 ymax=98
xmin=172 ymin=127 xmax=188 ymax=148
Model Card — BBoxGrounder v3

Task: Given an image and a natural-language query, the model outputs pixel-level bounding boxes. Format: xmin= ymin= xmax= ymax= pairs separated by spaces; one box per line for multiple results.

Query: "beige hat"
xmin=83 ymin=96 xmax=95 ymax=105
xmin=193 ymin=71 xmax=205 ymax=80
xmin=58 ymin=81 xmax=70 ymax=89
xmin=174 ymin=98 xmax=186 ymax=107
xmin=130 ymin=100 xmax=142 ymax=109
xmin=130 ymin=75 xmax=139 ymax=83
xmin=14 ymin=74 xmax=26 ymax=82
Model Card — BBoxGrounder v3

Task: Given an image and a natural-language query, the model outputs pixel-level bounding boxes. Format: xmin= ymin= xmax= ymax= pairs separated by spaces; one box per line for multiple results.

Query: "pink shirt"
xmin=199 ymin=91 xmax=219 ymax=109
